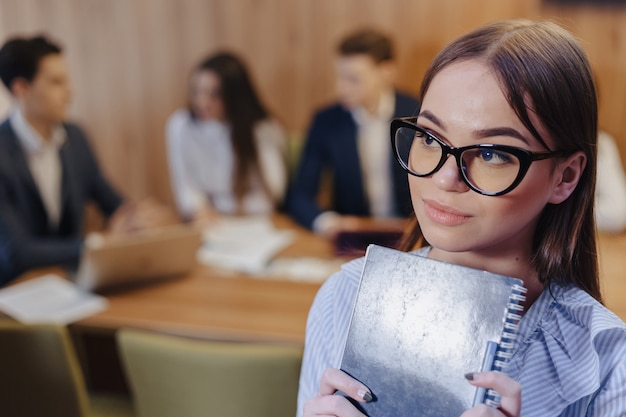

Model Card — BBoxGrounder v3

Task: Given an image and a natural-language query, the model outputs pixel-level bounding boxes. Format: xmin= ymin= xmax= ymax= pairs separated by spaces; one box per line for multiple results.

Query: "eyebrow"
xmin=418 ymin=110 xmax=530 ymax=146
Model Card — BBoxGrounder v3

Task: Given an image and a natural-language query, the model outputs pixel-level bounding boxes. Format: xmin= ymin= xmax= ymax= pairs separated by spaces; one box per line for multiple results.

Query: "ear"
xmin=10 ymin=77 xmax=30 ymax=99
xmin=548 ymin=151 xmax=586 ymax=204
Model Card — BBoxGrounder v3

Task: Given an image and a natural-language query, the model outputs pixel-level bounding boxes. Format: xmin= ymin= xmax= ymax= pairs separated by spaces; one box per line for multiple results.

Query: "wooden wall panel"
xmin=0 ymin=0 xmax=625 ymax=205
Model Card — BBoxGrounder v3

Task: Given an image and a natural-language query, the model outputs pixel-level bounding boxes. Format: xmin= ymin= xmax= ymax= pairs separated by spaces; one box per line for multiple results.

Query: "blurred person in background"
xmin=0 ymin=86 xmax=10 ymax=117
xmin=287 ymin=29 xmax=420 ymax=237
xmin=0 ymin=35 xmax=171 ymax=285
xmin=166 ymin=52 xmax=288 ymax=222
xmin=595 ymin=130 xmax=626 ymax=233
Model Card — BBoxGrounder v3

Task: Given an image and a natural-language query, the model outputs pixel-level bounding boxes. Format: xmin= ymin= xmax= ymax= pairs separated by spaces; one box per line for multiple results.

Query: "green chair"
xmin=0 ymin=321 xmax=135 ymax=417
xmin=116 ymin=329 xmax=303 ymax=417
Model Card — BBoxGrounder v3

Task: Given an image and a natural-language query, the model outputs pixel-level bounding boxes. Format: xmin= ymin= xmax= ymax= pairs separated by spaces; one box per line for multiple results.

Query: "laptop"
xmin=74 ymin=225 xmax=202 ymax=292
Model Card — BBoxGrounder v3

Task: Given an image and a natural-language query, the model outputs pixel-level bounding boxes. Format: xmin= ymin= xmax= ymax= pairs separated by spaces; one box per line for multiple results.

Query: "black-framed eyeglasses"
xmin=391 ymin=117 xmax=568 ymax=196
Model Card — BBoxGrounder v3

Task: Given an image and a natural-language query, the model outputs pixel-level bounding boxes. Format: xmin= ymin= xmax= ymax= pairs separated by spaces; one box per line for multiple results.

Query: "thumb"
xmin=465 ymin=371 xmax=521 ymax=417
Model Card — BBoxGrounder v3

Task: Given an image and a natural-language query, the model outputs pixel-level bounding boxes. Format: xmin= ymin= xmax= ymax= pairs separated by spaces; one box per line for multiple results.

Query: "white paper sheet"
xmin=0 ymin=274 xmax=108 ymax=324
xmin=197 ymin=216 xmax=295 ymax=273
xmin=260 ymin=257 xmax=342 ymax=283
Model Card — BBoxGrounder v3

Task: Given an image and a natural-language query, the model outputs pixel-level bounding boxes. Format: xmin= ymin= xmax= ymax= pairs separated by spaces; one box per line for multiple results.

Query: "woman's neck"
xmin=428 ymin=246 xmax=545 ymax=311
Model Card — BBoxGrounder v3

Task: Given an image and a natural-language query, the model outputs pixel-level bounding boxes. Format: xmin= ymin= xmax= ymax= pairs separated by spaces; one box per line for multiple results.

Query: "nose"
xmin=430 ymin=155 xmax=468 ymax=193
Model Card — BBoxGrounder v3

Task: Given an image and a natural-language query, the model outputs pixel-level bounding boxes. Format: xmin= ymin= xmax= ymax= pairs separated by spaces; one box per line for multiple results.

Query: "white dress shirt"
xmin=351 ymin=89 xmax=395 ymax=218
xmin=10 ymin=109 xmax=66 ymax=230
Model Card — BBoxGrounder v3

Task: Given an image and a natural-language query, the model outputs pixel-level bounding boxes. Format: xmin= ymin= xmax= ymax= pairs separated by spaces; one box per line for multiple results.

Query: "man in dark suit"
xmin=0 ymin=36 xmax=135 ymax=284
xmin=287 ymin=29 xmax=419 ymax=236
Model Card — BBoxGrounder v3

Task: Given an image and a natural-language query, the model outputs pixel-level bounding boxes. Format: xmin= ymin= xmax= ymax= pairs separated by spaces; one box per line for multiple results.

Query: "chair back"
xmin=0 ymin=322 xmax=90 ymax=417
xmin=117 ymin=329 xmax=302 ymax=417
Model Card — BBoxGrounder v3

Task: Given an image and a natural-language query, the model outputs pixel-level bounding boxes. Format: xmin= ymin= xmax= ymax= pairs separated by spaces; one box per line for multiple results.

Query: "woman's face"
xmin=190 ymin=70 xmax=225 ymax=121
xmin=410 ymin=60 xmax=571 ymax=264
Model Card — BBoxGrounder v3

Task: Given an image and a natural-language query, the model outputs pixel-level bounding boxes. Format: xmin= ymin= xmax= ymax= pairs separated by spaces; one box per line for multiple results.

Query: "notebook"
xmin=339 ymin=245 xmax=526 ymax=417
xmin=74 ymin=225 xmax=202 ymax=292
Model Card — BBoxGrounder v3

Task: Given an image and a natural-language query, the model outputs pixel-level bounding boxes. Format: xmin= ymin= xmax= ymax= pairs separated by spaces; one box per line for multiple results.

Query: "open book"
xmin=339 ymin=245 xmax=526 ymax=417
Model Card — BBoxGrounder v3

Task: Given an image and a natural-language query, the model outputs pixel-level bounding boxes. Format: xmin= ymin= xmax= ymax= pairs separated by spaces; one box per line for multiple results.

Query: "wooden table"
xmin=69 ymin=270 xmax=326 ymax=392
xmin=70 ymin=216 xmax=337 ymax=345
xmin=72 ymin=267 xmax=324 ymax=345
xmin=63 ymin=216 xmax=339 ymax=391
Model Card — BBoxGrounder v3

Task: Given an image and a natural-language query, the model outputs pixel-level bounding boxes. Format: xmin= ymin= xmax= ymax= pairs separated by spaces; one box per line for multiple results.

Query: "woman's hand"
xmin=460 ymin=372 xmax=521 ymax=417
xmin=302 ymin=368 xmax=372 ymax=417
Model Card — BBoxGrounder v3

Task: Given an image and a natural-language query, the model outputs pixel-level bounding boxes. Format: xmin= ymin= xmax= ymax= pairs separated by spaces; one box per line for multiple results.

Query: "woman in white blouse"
xmin=166 ymin=52 xmax=287 ymax=221
xmin=595 ymin=130 xmax=626 ymax=233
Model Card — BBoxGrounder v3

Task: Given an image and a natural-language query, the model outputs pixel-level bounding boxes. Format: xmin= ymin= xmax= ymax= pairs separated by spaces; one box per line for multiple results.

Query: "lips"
xmin=422 ymin=199 xmax=472 ymax=226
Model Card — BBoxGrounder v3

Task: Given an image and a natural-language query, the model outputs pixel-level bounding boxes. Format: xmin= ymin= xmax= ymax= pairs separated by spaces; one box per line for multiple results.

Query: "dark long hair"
xmin=400 ymin=20 xmax=600 ymax=302
xmin=192 ymin=52 xmax=270 ymax=208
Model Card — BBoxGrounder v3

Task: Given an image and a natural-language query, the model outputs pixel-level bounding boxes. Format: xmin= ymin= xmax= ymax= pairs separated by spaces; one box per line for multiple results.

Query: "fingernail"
xmin=358 ymin=388 xmax=372 ymax=402
xmin=464 ymin=372 xmax=475 ymax=381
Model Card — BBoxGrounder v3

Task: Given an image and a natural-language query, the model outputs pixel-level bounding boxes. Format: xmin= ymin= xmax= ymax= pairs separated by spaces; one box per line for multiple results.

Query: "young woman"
xmin=166 ymin=52 xmax=287 ymax=220
xmin=297 ymin=20 xmax=626 ymax=417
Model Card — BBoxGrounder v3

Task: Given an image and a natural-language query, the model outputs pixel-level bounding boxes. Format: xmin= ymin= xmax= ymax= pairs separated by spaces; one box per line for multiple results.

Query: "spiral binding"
xmin=484 ymin=283 xmax=527 ymax=408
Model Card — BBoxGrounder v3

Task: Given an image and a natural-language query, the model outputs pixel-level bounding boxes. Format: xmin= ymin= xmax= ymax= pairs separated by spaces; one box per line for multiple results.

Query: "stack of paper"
xmin=261 ymin=257 xmax=342 ymax=283
xmin=0 ymin=274 xmax=108 ymax=324
xmin=197 ymin=216 xmax=295 ymax=274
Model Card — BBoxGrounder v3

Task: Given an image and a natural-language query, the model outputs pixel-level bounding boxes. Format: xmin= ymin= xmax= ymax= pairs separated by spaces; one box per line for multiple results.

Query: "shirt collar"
xmin=516 ymin=282 xmax=566 ymax=341
xmin=351 ymin=89 xmax=395 ymax=126
xmin=10 ymin=108 xmax=66 ymax=155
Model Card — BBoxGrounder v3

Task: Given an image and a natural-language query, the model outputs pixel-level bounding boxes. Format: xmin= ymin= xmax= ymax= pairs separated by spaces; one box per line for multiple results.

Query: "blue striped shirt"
xmin=297 ymin=249 xmax=626 ymax=417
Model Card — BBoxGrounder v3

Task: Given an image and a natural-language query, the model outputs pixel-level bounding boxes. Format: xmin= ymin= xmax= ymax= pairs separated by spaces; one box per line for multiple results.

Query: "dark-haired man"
xmin=287 ymin=29 xmax=419 ymax=237
xmin=0 ymin=35 xmax=162 ymax=285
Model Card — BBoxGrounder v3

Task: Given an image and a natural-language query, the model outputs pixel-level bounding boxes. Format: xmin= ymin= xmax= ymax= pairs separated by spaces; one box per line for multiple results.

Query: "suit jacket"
xmin=287 ymin=92 xmax=420 ymax=229
xmin=0 ymin=119 xmax=123 ymax=285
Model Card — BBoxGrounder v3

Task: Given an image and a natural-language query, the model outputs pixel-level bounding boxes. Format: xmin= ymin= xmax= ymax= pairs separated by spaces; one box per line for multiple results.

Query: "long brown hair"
xmin=400 ymin=20 xmax=600 ymax=302
xmin=192 ymin=52 xmax=271 ymax=209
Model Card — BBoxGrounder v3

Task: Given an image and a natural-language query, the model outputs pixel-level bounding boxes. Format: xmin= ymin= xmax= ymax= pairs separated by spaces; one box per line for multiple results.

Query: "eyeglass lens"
xmin=394 ymin=126 xmax=522 ymax=194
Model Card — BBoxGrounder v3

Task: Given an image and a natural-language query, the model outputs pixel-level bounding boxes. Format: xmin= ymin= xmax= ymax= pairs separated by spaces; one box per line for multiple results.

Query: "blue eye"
xmin=416 ymin=132 xmax=438 ymax=147
xmin=479 ymin=149 xmax=512 ymax=164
